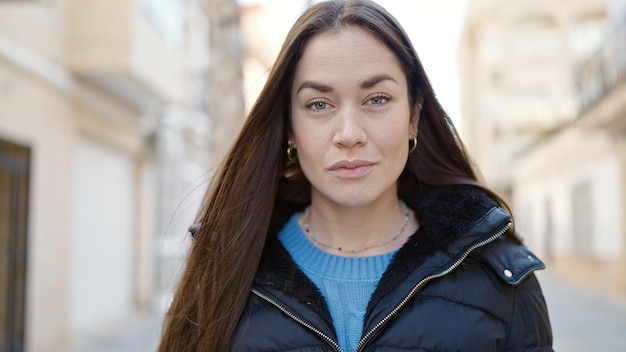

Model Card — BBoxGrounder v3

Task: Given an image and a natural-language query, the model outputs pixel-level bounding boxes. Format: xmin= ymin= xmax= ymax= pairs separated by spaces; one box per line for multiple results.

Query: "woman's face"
xmin=290 ymin=26 xmax=419 ymax=209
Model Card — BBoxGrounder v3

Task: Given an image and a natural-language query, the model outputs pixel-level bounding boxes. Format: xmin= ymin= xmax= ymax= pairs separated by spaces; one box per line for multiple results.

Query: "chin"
xmin=328 ymin=192 xmax=381 ymax=208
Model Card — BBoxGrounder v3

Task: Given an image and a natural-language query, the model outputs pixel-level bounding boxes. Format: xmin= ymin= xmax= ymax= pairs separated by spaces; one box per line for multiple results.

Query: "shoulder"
xmin=474 ymin=238 xmax=546 ymax=286
xmin=412 ymin=239 xmax=550 ymax=346
xmin=416 ymin=238 xmax=546 ymax=315
xmin=474 ymin=240 xmax=554 ymax=350
xmin=418 ymin=238 xmax=547 ymax=324
xmin=455 ymin=238 xmax=547 ymax=318
xmin=468 ymin=239 xmax=553 ymax=349
xmin=373 ymin=239 xmax=552 ymax=350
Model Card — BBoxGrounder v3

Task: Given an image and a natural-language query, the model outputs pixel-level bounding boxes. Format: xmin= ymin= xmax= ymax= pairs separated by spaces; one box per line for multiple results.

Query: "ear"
xmin=287 ymin=131 xmax=296 ymax=147
xmin=409 ymin=100 xmax=423 ymax=135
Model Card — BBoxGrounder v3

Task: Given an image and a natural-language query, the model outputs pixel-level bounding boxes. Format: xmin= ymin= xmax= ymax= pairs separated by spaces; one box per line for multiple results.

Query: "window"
xmin=572 ymin=181 xmax=594 ymax=257
xmin=543 ymin=198 xmax=554 ymax=261
xmin=0 ymin=138 xmax=30 ymax=352
xmin=570 ymin=16 xmax=606 ymax=59
xmin=509 ymin=88 xmax=560 ymax=121
xmin=510 ymin=17 xmax=563 ymax=58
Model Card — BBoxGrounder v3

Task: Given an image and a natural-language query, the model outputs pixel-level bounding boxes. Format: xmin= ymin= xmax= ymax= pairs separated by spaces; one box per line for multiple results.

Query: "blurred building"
xmin=239 ymin=0 xmax=313 ymax=112
xmin=460 ymin=0 xmax=626 ymax=297
xmin=460 ymin=0 xmax=608 ymax=195
xmin=0 ymin=0 xmax=211 ymax=351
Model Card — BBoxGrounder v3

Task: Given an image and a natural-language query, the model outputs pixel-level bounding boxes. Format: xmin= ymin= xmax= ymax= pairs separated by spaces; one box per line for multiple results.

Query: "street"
xmin=52 ymin=311 xmax=164 ymax=352
xmin=539 ymin=271 xmax=626 ymax=351
xmin=54 ymin=271 xmax=626 ymax=351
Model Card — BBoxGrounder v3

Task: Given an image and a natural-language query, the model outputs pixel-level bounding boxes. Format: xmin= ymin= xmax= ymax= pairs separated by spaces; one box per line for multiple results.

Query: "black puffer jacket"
xmin=231 ymin=185 xmax=553 ymax=351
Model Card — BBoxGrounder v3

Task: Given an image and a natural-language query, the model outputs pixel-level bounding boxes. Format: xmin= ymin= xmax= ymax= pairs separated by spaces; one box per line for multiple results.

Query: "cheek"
xmin=291 ymin=125 xmax=321 ymax=164
xmin=378 ymin=128 xmax=411 ymax=166
xmin=291 ymin=120 xmax=311 ymax=149
xmin=387 ymin=136 xmax=409 ymax=160
xmin=372 ymin=121 xmax=410 ymax=149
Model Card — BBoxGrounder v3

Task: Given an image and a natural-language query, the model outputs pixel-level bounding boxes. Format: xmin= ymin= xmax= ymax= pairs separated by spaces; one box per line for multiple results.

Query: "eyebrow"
xmin=296 ymin=81 xmax=333 ymax=94
xmin=295 ymin=74 xmax=399 ymax=94
xmin=360 ymin=74 xmax=398 ymax=89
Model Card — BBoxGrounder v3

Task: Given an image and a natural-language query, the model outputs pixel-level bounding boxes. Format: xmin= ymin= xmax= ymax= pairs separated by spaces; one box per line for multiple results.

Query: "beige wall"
xmin=0 ymin=1 xmax=66 ymax=66
xmin=514 ymin=124 xmax=625 ymax=297
xmin=0 ymin=0 xmax=208 ymax=352
xmin=1 ymin=61 xmax=76 ymax=350
xmin=0 ymin=54 xmax=154 ymax=351
xmin=65 ymin=0 xmax=205 ymax=106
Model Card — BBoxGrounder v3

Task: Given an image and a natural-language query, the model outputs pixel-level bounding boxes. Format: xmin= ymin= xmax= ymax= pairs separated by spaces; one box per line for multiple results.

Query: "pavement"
xmin=52 ymin=311 xmax=164 ymax=352
xmin=538 ymin=271 xmax=626 ymax=351
xmin=53 ymin=271 xmax=626 ymax=351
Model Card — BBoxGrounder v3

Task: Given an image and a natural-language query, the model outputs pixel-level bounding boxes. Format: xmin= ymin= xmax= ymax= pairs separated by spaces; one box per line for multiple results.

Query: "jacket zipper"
xmin=252 ymin=220 xmax=511 ymax=352
xmin=353 ymin=221 xmax=512 ymax=352
xmin=251 ymin=289 xmax=343 ymax=352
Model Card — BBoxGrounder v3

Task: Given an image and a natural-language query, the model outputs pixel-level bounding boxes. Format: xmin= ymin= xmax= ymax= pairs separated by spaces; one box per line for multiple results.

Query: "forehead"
xmin=293 ymin=26 xmax=405 ymax=85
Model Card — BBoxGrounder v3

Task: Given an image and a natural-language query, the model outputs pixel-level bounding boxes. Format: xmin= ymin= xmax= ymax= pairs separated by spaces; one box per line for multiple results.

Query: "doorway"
xmin=0 ymin=138 xmax=30 ymax=352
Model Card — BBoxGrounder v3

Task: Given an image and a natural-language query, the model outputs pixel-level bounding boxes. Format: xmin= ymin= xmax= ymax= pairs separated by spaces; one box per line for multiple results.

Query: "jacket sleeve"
xmin=503 ymin=273 xmax=554 ymax=351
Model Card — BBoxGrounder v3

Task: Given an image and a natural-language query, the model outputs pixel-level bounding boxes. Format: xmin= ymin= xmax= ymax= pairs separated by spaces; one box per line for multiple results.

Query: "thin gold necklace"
xmin=301 ymin=202 xmax=410 ymax=254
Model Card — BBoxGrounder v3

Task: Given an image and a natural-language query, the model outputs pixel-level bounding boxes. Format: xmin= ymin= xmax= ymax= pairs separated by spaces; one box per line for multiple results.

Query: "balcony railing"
xmin=575 ymin=22 xmax=626 ymax=114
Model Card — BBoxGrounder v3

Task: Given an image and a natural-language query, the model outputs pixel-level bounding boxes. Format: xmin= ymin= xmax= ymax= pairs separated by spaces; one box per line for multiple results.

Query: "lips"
xmin=329 ymin=160 xmax=375 ymax=178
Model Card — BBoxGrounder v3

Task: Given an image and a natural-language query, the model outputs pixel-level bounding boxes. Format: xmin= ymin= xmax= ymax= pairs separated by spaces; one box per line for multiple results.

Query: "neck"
xmin=299 ymin=197 xmax=417 ymax=256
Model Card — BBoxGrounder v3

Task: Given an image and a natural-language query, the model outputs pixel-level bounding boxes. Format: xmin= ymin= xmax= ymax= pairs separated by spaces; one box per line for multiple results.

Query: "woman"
xmin=159 ymin=0 xmax=553 ymax=351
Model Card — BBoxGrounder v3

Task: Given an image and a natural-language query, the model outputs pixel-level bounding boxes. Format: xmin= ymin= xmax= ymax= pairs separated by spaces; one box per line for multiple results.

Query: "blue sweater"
xmin=278 ymin=213 xmax=397 ymax=351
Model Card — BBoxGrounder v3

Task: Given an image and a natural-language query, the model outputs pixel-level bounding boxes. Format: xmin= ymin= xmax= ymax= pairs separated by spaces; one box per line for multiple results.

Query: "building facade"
xmin=0 ymin=1 xmax=211 ymax=351
xmin=460 ymin=0 xmax=626 ymax=297
xmin=511 ymin=0 xmax=626 ymax=296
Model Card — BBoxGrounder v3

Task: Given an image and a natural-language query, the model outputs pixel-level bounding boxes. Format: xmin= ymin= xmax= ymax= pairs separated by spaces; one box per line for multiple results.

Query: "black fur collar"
xmin=255 ymin=184 xmax=500 ymax=332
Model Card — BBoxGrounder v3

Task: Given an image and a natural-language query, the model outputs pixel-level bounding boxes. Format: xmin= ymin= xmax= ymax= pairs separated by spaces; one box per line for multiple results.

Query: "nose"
xmin=332 ymin=106 xmax=367 ymax=148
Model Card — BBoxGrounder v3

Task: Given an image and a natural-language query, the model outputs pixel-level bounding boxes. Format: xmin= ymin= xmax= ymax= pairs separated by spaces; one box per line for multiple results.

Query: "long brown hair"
xmin=158 ymin=1 xmax=518 ymax=350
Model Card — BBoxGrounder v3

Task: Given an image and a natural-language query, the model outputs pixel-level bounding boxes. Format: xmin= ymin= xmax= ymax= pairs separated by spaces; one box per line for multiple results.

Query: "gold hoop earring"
xmin=408 ymin=135 xmax=418 ymax=153
xmin=287 ymin=145 xmax=297 ymax=163
xmin=284 ymin=142 xmax=302 ymax=178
